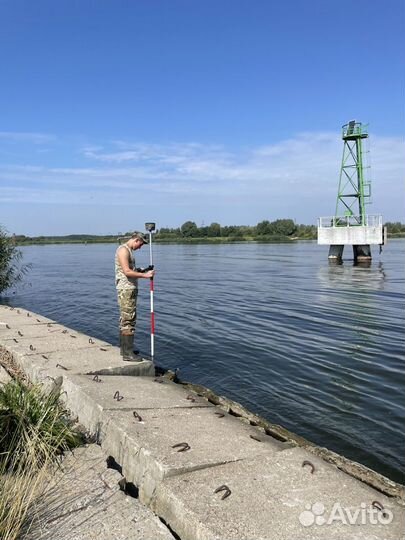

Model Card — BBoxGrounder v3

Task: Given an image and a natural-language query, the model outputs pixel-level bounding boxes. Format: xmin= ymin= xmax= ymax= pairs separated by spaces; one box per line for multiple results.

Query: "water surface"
xmin=3 ymin=240 xmax=404 ymax=483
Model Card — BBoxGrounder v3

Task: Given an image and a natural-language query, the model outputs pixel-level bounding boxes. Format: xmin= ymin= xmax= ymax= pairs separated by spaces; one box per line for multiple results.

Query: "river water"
xmin=2 ymin=240 xmax=404 ymax=484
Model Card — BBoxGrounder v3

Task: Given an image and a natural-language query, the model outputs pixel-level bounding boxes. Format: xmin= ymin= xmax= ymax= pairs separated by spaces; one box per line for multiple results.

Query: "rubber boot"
xmin=119 ymin=334 xmax=139 ymax=355
xmin=120 ymin=334 xmax=143 ymax=362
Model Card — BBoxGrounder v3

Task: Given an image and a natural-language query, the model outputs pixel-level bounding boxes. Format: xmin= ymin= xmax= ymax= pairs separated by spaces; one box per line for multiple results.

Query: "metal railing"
xmin=342 ymin=121 xmax=368 ymax=138
xmin=318 ymin=214 xmax=382 ymax=228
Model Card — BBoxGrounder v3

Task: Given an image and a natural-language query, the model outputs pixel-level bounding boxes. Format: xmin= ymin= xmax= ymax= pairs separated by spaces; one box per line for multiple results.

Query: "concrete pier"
xmin=1 ymin=305 xmax=404 ymax=540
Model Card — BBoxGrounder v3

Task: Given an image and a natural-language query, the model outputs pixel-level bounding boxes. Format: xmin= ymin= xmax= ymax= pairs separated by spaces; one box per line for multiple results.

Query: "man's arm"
xmin=117 ymin=248 xmax=155 ymax=279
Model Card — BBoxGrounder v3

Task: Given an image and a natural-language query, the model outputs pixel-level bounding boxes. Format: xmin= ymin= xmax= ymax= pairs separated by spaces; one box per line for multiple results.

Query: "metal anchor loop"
xmin=56 ymin=363 xmax=68 ymax=370
xmin=113 ymin=390 xmax=124 ymax=401
xmin=133 ymin=411 xmax=143 ymax=422
xmin=302 ymin=460 xmax=315 ymax=474
xmin=18 ymin=331 xmax=23 ymax=336
xmin=92 ymin=375 xmax=102 ymax=383
xmin=29 ymin=344 xmax=36 ymax=351
xmin=172 ymin=442 xmax=190 ymax=452
xmin=89 ymin=338 xmax=94 ymax=344
xmin=99 ymin=347 xmax=107 ymax=351
xmin=214 ymin=485 xmax=231 ymax=500
xmin=186 ymin=395 xmax=196 ymax=403
xmin=214 ymin=412 xmax=225 ymax=418
xmin=372 ymin=501 xmax=388 ymax=518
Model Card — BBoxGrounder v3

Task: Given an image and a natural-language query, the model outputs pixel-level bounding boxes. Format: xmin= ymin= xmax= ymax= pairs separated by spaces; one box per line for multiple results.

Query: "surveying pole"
xmin=145 ymin=222 xmax=156 ymax=359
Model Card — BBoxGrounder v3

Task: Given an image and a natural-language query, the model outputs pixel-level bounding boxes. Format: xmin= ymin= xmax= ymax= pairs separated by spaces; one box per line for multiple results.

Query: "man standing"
xmin=115 ymin=232 xmax=155 ymax=361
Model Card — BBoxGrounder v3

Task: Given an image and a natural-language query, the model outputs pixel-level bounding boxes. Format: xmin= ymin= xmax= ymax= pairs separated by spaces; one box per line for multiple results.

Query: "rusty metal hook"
xmin=172 ymin=442 xmax=190 ymax=452
xmin=214 ymin=485 xmax=231 ymax=500
xmin=372 ymin=501 xmax=388 ymax=518
xmin=56 ymin=363 xmax=68 ymax=370
xmin=302 ymin=460 xmax=315 ymax=474
xmin=133 ymin=411 xmax=143 ymax=422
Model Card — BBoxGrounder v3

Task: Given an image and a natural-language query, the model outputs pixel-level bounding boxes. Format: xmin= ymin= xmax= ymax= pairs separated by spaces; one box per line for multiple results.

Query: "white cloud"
xmin=0 ymin=131 xmax=56 ymax=144
xmin=2 ymin=132 xmax=404 ymax=224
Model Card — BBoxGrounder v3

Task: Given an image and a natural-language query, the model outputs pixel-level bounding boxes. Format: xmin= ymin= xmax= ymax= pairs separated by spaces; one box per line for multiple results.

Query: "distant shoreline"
xmin=14 ymin=233 xmax=405 ymax=246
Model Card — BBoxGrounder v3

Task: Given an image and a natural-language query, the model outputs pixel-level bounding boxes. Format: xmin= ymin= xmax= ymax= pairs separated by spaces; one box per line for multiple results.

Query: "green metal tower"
xmin=335 ymin=121 xmax=371 ymax=226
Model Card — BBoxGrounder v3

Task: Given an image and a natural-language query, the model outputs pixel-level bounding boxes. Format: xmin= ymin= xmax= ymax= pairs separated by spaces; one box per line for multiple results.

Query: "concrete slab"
xmin=0 ymin=322 xmax=62 ymax=339
xmin=152 ymin=446 xmax=405 ymax=540
xmin=0 ymin=305 xmax=56 ymax=326
xmin=26 ymin=444 xmax=175 ymax=540
xmin=102 ymin=407 xmax=285 ymax=504
xmin=0 ymin=364 xmax=12 ymax=384
xmin=1 ymin=333 xmax=100 ymax=357
xmin=60 ymin=374 xmax=214 ymax=434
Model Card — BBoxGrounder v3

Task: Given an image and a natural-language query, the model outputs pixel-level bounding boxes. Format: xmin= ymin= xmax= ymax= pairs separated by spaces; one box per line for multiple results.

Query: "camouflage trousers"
xmin=117 ymin=288 xmax=138 ymax=335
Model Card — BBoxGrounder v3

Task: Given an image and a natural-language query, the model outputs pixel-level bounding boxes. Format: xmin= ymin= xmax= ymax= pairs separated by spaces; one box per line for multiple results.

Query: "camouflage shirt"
xmin=115 ymin=245 xmax=138 ymax=290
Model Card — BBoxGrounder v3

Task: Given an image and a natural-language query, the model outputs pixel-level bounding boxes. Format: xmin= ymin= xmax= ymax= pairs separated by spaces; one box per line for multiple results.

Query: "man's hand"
xmin=144 ymin=270 xmax=155 ymax=279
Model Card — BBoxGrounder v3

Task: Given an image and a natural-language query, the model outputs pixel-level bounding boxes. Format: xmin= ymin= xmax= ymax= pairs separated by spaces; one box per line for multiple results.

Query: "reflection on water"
xmin=319 ymin=261 xmax=387 ymax=291
xmin=2 ymin=240 xmax=404 ymax=484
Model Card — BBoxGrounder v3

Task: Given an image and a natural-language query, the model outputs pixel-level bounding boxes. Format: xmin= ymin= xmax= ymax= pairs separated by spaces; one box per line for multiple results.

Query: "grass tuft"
xmin=0 ymin=379 xmax=82 ymax=538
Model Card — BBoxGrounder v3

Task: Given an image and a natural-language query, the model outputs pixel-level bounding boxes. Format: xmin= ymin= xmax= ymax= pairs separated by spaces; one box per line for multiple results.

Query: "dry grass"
xmin=0 ymin=444 xmax=51 ymax=540
xmin=0 ymin=379 xmax=82 ymax=539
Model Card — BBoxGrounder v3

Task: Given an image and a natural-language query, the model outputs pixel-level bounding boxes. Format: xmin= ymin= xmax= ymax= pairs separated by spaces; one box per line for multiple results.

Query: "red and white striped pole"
xmin=145 ymin=222 xmax=156 ymax=360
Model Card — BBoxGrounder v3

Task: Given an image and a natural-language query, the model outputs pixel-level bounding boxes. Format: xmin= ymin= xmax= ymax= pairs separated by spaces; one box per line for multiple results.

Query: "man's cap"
xmin=131 ymin=231 xmax=149 ymax=244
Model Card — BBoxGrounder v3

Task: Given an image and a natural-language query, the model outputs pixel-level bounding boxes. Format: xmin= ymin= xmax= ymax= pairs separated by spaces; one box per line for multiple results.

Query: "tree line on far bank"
xmin=158 ymin=219 xmax=316 ymax=240
xmin=7 ymin=220 xmax=405 ymax=247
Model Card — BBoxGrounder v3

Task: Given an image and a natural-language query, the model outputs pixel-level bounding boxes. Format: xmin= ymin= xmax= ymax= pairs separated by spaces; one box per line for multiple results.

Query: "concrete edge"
xmin=169 ymin=375 xmax=405 ymax=503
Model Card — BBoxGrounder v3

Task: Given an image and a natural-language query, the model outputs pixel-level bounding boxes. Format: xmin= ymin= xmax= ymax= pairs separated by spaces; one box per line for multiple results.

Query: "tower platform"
xmin=317 ymin=214 xmax=385 ymax=261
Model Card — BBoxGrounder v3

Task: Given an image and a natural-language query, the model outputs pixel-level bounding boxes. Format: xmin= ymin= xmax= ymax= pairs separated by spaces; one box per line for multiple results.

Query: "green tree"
xmin=0 ymin=227 xmax=31 ymax=294
xmin=207 ymin=222 xmax=221 ymax=237
xmin=256 ymin=220 xmax=272 ymax=235
xmin=270 ymin=219 xmax=297 ymax=236
xmin=180 ymin=221 xmax=199 ymax=237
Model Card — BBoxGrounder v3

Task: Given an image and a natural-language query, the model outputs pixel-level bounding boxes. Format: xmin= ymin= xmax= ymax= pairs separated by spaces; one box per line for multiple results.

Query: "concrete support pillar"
xmin=353 ymin=244 xmax=372 ymax=261
xmin=328 ymin=245 xmax=344 ymax=261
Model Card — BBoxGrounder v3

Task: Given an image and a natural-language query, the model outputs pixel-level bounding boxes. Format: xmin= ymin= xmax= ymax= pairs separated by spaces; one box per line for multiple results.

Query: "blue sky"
xmin=0 ymin=0 xmax=404 ymax=235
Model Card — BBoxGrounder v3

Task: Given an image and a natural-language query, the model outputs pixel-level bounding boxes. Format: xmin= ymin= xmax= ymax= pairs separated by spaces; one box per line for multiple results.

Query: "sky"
xmin=0 ymin=0 xmax=404 ymax=236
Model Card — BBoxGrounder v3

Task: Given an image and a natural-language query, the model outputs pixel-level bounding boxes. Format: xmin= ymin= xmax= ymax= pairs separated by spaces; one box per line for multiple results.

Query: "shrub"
xmin=0 ymin=227 xmax=31 ymax=294
xmin=0 ymin=379 xmax=81 ymax=469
